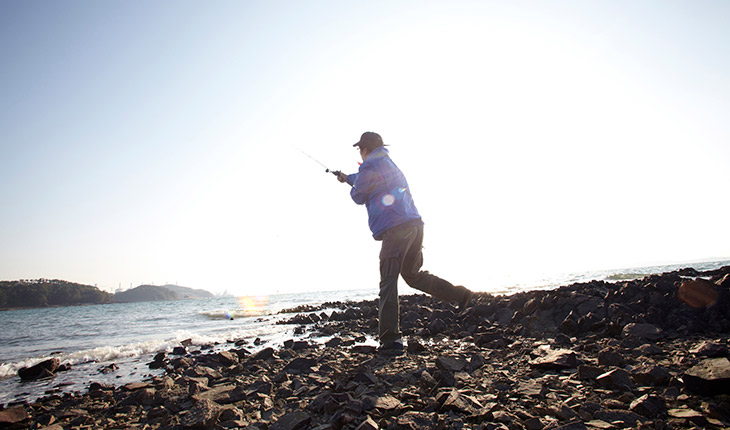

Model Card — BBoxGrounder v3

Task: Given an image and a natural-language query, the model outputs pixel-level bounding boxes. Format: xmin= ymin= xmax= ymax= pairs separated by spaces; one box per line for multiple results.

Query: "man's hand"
xmin=336 ymin=172 xmax=348 ymax=183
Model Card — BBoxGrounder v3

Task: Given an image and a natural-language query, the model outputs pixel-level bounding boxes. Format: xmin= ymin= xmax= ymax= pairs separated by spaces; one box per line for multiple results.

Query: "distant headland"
xmin=0 ymin=279 xmax=214 ymax=310
xmin=113 ymin=284 xmax=214 ymax=303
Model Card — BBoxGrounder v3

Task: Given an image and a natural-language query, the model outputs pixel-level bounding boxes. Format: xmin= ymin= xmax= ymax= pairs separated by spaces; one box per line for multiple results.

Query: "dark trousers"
xmin=378 ymin=222 xmax=468 ymax=345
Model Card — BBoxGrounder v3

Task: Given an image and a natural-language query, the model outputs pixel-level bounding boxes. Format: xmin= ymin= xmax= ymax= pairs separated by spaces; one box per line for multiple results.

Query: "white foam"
xmin=63 ymin=339 xmax=172 ymax=365
xmin=0 ymin=317 xmax=297 ymax=380
xmin=0 ymin=359 xmax=35 ymax=379
xmin=198 ymin=308 xmax=272 ymax=319
xmin=0 ymin=338 xmax=173 ymax=380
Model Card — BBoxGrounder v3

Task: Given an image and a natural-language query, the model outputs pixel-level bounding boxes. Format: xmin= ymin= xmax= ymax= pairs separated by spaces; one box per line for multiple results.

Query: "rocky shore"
xmin=2 ymin=266 xmax=730 ymax=430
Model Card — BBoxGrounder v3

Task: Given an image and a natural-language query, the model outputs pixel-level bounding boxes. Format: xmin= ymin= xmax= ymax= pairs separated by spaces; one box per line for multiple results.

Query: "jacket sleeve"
xmin=349 ymin=167 xmax=377 ymax=205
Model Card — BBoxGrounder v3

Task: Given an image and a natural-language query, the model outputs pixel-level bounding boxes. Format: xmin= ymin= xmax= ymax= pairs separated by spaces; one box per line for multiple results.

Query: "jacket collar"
xmin=364 ymin=146 xmax=389 ymax=161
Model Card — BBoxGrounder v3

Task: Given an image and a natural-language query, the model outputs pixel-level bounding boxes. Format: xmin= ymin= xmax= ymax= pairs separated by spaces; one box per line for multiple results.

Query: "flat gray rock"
xmin=270 ymin=411 xmax=311 ymax=430
xmin=529 ymin=348 xmax=579 ymax=370
xmin=683 ymin=357 xmax=730 ymax=396
xmin=622 ymin=323 xmax=662 ymax=340
xmin=689 ymin=340 xmax=729 ymax=358
xmin=596 ymin=368 xmax=636 ymax=392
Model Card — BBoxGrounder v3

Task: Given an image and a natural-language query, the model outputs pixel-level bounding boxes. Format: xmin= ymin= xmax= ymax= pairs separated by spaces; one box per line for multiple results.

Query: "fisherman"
xmin=337 ymin=132 xmax=473 ymax=354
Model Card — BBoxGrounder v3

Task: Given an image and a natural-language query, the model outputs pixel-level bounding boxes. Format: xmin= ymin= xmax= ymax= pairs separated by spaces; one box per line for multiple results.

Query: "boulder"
xmin=0 ymin=406 xmax=28 ymax=426
xmin=98 ymin=363 xmax=119 ymax=374
xmin=577 ymin=364 xmax=603 ymax=381
xmin=251 ymin=347 xmax=276 ymax=361
xmin=668 ymin=408 xmax=707 ymax=426
xmin=635 ymin=343 xmax=662 ymax=356
xmin=596 ymin=369 xmax=635 ymax=392
xmin=122 ymin=382 xmax=152 ymax=391
xmin=468 ymin=353 xmax=486 ymax=371
xmin=524 ymin=417 xmax=543 ymax=430
xmin=621 ymin=323 xmax=661 ymax=341
xmin=148 ymin=354 xmax=167 ymax=369
xmin=325 ymin=337 xmax=342 ymax=348
xmin=516 ymin=380 xmax=544 ymax=397
xmin=576 ymin=297 xmax=604 ymax=318
xmin=428 ymin=318 xmax=447 ymax=335
xmin=248 ymin=376 xmax=274 ymax=396
xmin=270 ymin=411 xmax=311 ymax=430
xmin=631 ymin=365 xmax=671 ymax=386
xmin=584 ymin=420 xmax=612 ymax=429
xmin=689 ymin=340 xmax=729 ymax=358
xmin=219 ymin=407 xmax=245 ymax=423
xmin=529 ymin=348 xmax=579 ymax=370
xmin=395 ymin=411 xmax=434 ymax=430
xmin=192 ymin=384 xmax=239 ymax=404
xmin=436 ymin=355 xmax=468 ymax=373
xmin=436 ymin=389 xmax=482 ymax=414
xmin=493 ymin=410 xmax=520 ymax=424
xmin=679 ymin=279 xmax=719 ymax=308
xmin=683 ymin=357 xmax=730 ymax=396
xmin=374 ymin=395 xmax=401 ymax=411
xmin=407 ymin=339 xmax=426 ymax=354
xmin=495 ymin=307 xmax=515 ymax=325
xmin=288 ymin=313 xmax=318 ymax=324
xmin=170 ymin=356 xmax=193 ymax=369
xmin=179 ymin=399 xmax=221 ymax=428
xmin=629 ymin=394 xmax=667 ymax=419
xmin=215 ymin=350 xmax=239 ymax=365
xmin=18 ymin=358 xmax=60 ymax=381
xmin=185 ymin=366 xmax=221 ymax=382
xmin=135 ymin=388 xmax=156 ymax=406
xmin=352 ymin=370 xmax=377 ymax=385
xmin=597 ymin=349 xmax=625 ymax=367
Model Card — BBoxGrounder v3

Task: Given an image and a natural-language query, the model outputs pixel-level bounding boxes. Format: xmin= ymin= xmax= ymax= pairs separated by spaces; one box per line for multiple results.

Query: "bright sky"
xmin=1 ymin=1 xmax=728 ymax=296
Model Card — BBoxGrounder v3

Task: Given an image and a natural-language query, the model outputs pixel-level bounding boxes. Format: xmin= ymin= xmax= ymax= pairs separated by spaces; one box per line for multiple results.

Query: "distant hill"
xmin=113 ymin=285 xmax=179 ymax=303
xmin=0 ymin=279 xmax=113 ymax=309
xmin=161 ymin=284 xmax=214 ymax=299
xmin=0 ymin=280 xmax=214 ymax=309
xmin=112 ymin=284 xmax=214 ymax=303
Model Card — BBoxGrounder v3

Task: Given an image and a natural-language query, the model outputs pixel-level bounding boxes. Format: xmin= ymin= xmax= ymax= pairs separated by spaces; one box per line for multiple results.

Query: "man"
xmin=337 ymin=132 xmax=473 ymax=353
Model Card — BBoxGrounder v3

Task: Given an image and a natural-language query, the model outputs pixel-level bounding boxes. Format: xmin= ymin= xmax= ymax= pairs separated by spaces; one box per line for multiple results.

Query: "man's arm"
xmin=349 ymin=168 xmax=376 ymax=205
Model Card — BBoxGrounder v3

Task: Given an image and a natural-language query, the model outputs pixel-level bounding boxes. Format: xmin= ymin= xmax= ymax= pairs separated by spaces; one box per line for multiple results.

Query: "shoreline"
xmin=0 ymin=297 xmax=217 ymax=313
xmin=1 ymin=266 xmax=729 ymax=429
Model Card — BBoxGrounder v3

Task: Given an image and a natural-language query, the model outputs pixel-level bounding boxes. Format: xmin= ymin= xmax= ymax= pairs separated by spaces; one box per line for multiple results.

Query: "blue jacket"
xmin=346 ymin=147 xmax=422 ymax=239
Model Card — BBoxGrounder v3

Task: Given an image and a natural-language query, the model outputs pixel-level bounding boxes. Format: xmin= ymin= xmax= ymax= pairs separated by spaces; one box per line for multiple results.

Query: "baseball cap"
xmin=353 ymin=132 xmax=385 ymax=150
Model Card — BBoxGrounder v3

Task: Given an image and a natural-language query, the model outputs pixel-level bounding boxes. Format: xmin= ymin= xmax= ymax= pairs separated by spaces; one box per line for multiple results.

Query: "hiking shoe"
xmin=458 ymin=287 xmax=473 ymax=313
xmin=378 ymin=339 xmax=405 ymax=356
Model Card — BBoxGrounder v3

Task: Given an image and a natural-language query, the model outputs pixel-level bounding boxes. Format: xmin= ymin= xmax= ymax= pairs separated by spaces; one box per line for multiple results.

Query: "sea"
xmin=1 ymin=259 xmax=728 ymax=407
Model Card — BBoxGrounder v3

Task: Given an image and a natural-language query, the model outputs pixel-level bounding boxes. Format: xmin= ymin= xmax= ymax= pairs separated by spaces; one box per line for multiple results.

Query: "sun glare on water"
xmin=237 ymin=295 xmax=269 ymax=317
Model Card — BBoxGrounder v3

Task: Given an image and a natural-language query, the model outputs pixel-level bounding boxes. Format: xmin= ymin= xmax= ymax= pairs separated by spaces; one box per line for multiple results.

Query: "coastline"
xmin=1 ymin=266 xmax=729 ymax=429
xmin=0 ymin=296 xmax=212 ymax=313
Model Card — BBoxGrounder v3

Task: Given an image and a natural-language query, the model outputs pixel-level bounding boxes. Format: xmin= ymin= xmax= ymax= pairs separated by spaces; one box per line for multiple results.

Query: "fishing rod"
xmin=296 ymin=147 xmax=340 ymax=176
xmin=295 ymin=147 xmax=353 ymax=187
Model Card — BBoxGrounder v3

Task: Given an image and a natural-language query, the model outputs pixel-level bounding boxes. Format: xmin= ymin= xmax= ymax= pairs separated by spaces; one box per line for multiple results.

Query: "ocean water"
xmin=1 ymin=260 xmax=728 ymax=406
xmin=0 ymin=289 xmax=378 ymax=406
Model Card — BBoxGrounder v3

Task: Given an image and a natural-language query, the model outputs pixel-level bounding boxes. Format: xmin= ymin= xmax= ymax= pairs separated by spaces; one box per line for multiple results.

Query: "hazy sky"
xmin=1 ymin=0 xmax=728 ymax=295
